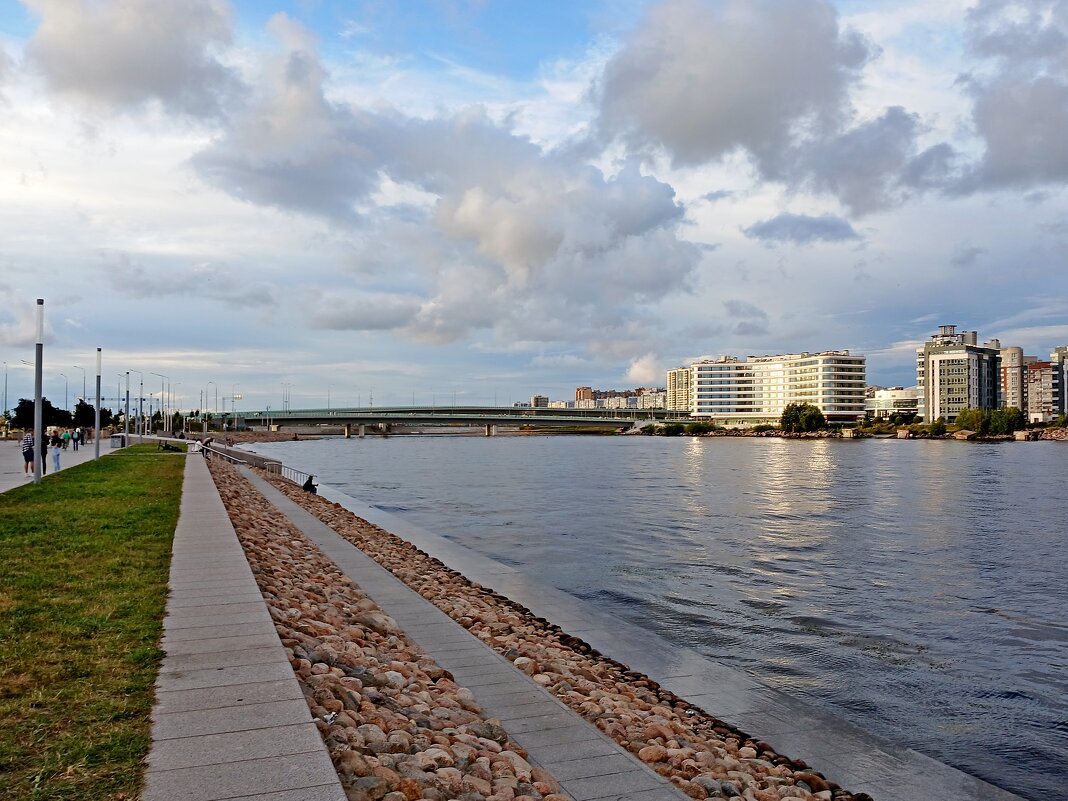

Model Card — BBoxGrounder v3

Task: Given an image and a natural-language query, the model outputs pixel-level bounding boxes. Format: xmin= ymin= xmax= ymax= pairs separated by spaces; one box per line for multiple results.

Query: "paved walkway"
xmin=242 ymin=467 xmax=688 ymax=801
xmin=305 ymin=482 xmax=1025 ymax=801
xmin=0 ymin=434 xmax=112 ymax=493
xmin=142 ymin=456 xmax=345 ymax=801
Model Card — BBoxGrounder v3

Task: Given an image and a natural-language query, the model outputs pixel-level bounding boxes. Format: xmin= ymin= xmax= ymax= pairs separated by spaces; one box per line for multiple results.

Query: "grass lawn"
xmin=0 ymin=446 xmax=184 ymax=801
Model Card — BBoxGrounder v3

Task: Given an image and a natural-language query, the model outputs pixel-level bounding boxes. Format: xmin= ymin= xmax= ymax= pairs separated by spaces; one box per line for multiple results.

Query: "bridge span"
xmin=240 ymin=405 xmax=688 ymax=436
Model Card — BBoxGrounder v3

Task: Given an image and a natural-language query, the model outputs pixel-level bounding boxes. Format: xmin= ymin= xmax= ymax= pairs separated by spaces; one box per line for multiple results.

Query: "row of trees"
xmin=953 ymin=407 xmax=1026 ymax=436
xmin=9 ymin=398 xmax=115 ymax=430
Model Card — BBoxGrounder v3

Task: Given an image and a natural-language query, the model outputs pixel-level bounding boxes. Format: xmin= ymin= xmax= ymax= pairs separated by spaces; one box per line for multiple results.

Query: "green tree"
xmin=929 ymin=418 xmax=947 ymax=436
xmin=72 ymin=399 xmax=96 ymax=427
xmin=989 ymin=406 xmax=1025 ymax=435
xmin=780 ymin=402 xmax=826 ymax=433
xmin=11 ymin=397 xmax=70 ymax=429
xmin=954 ymin=408 xmax=989 ymax=434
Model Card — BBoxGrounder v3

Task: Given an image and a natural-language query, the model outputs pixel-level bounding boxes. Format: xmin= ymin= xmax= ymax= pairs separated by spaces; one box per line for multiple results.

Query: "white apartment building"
xmin=687 ymin=351 xmax=866 ymax=426
xmin=639 ymin=391 xmax=667 ymax=409
xmin=666 ymin=368 xmax=693 ymax=412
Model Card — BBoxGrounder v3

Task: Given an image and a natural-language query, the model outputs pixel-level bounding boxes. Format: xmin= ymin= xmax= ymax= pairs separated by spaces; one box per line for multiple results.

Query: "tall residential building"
xmin=666 ymin=367 xmax=693 ymax=412
xmin=999 ymin=345 xmax=1025 ymax=410
xmin=1026 ymin=362 xmax=1057 ymax=423
xmin=530 ymin=394 xmax=549 ymax=408
xmin=575 ymin=386 xmax=594 ymax=402
xmin=689 ymin=351 xmax=866 ymax=426
xmin=916 ymin=325 xmax=1001 ymax=423
xmin=1052 ymin=346 xmax=1068 ymax=416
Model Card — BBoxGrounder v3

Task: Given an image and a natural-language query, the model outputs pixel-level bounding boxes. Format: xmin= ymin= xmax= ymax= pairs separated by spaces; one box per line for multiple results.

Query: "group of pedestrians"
xmin=19 ymin=427 xmax=94 ymax=476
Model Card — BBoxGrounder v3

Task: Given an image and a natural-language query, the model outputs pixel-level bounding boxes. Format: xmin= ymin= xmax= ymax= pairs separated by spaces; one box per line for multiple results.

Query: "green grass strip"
xmin=0 ymin=446 xmax=184 ymax=801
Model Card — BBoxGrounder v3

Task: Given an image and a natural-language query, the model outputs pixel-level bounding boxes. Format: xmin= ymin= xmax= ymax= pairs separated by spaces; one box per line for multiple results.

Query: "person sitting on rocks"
xmin=302 ymin=475 xmax=318 ymax=494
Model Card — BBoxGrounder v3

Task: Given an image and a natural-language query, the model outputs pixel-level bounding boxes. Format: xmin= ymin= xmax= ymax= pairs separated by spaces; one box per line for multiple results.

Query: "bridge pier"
xmin=358 ymin=424 xmax=365 ymax=438
xmin=484 ymin=424 xmax=497 ymax=436
xmin=343 ymin=424 xmax=351 ymax=439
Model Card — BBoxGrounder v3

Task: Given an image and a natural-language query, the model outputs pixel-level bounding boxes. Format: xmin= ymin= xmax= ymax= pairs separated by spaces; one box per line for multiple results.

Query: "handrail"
xmin=281 ymin=465 xmax=312 ymax=486
xmin=202 ymin=444 xmax=248 ymax=465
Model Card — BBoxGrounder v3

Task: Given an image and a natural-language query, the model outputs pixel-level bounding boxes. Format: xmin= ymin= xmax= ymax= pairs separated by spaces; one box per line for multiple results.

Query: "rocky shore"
xmin=210 ymin=461 xmax=569 ymax=801
xmin=210 ymin=460 xmax=876 ymax=801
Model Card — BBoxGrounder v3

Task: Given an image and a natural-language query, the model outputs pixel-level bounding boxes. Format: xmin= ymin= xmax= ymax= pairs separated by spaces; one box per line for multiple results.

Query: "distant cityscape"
xmin=520 ymin=324 xmax=1068 ymax=427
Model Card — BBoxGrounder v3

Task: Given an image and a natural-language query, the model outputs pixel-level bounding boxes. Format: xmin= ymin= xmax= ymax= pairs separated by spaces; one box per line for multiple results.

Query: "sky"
xmin=1 ymin=0 xmax=1067 ymax=414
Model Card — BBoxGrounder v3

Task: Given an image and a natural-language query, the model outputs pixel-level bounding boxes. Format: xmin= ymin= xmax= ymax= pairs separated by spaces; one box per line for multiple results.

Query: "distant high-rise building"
xmin=999 ymin=345 xmax=1026 ymax=410
xmin=916 ymin=325 xmax=1001 ymax=423
xmin=688 ymin=350 xmax=865 ymax=426
xmin=530 ymin=394 xmax=549 ymax=408
xmin=666 ymin=368 xmax=692 ymax=412
xmin=1052 ymin=346 xmax=1068 ymax=416
xmin=575 ymin=386 xmax=593 ymax=402
xmin=1026 ymin=362 xmax=1057 ymax=423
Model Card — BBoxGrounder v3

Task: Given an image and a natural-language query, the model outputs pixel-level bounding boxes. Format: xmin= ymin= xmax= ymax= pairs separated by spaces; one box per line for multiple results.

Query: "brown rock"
xmin=639 ymin=744 xmax=669 ymax=763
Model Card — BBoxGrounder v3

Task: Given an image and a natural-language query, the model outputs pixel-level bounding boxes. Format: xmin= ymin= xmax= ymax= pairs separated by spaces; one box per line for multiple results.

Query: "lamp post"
xmin=151 ymin=372 xmax=168 ymax=432
xmin=327 ymin=385 xmax=332 ymax=411
xmin=72 ymin=364 xmax=86 ymax=405
xmin=3 ymin=361 xmax=8 ymax=420
xmin=94 ymin=348 xmax=101 ymax=460
xmin=121 ymin=372 xmax=130 ymax=443
xmin=33 ymin=299 xmax=44 ymax=484
xmin=58 ymin=372 xmax=68 ymax=414
xmin=130 ymin=370 xmax=144 ymax=441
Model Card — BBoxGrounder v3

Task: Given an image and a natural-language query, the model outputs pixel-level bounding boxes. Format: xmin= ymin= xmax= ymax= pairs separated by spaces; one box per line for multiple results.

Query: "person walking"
xmin=21 ymin=430 xmax=34 ymax=476
xmin=61 ymin=429 xmax=71 ymax=450
xmin=71 ymin=428 xmax=80 ymax=451
xmin=39 ymin=437 xmax=48 ymax=475
xmin=50 ymin=431 xmax=62 ymax=472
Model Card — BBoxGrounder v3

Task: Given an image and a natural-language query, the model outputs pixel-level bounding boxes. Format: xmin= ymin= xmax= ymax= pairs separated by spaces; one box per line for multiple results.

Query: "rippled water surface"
xmin=250 ymin=435 xmax=1068 ymax=799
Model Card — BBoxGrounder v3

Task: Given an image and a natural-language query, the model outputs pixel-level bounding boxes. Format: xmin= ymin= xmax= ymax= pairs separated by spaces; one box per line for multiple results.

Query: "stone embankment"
xmin=212 ymin=460 xmax=872 ymax=801
xmin=210 ymin=461 xmax=568 ymax=801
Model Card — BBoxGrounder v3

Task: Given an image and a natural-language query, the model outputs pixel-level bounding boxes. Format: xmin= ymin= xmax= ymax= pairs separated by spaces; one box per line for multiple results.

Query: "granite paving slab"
xmin=142 ymin=455 xmax=345 ymax=801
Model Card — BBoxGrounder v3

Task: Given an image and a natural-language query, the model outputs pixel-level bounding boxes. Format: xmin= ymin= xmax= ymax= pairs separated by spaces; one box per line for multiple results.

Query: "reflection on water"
xmin=251 ymin=436 xmax=1067 ymax=801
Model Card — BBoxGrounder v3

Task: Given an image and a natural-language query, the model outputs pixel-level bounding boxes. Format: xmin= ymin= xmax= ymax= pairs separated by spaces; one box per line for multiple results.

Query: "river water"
xmin=248 ymin=435 xmax=1067 ymax=800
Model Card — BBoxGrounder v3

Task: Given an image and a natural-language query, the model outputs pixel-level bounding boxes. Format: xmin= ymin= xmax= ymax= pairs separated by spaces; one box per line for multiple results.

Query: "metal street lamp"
xmin=130 ymin=370 xmax=144 ymax=441
xmin=58 ymin=372 xmax=68 ymax=413
xmin=72 ymin=364 xmax=86 ymax=404
xmin=94 ymin=348 xmax=101 ymax=460
xmin=151 ymin=372 xmax=169 ymax=432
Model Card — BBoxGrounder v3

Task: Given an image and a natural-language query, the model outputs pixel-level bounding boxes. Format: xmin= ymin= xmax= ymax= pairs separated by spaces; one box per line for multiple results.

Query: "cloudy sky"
xmin=1 ymin=0 xmax=1066 ymax=413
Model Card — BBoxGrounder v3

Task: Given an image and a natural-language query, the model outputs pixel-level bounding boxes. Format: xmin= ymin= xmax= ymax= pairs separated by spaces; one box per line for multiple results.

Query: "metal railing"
xmin=202 ymin=444 xmax=248 ymax=465
xmin=281 ymin=464 xmax=311 ymax=486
